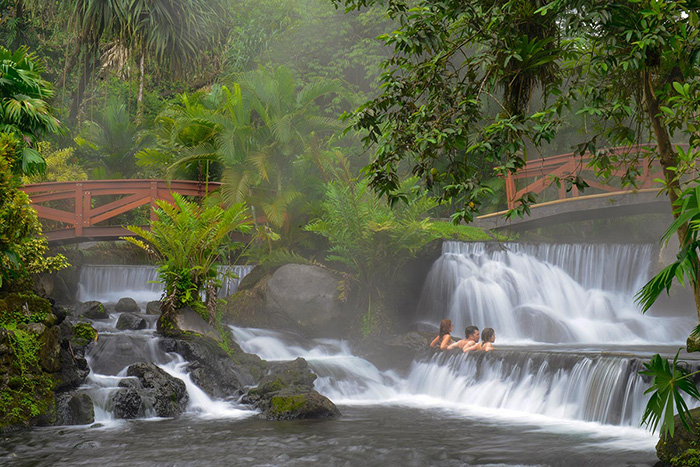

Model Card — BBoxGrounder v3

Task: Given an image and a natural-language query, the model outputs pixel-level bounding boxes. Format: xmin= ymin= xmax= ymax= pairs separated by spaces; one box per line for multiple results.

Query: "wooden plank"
xmin=89 ymin=191 xmax=148 ymax=217
xmin=33 ymin=204 xmax=76 ymax=224
xmin=90 ymin=196 xmax=150 ymax=224
xmin=25 ymin=190 xmax=75 ymax=203
xmin=75 ymin=183 xmax=83 ymax=236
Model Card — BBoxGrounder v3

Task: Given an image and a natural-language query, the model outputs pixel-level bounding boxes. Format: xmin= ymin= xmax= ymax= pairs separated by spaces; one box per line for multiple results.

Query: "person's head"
xmin=465 ymin=325 xmax=479 ymax=341
xmin=482 ymin=328 xmax=495 ymax=343
xmin=439 ymin=319 xmax=453 ymax=337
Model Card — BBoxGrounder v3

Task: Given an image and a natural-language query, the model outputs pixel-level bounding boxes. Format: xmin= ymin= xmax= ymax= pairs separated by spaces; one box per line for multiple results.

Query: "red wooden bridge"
xmin=22 ymin=180 xmax=221 ymax=245
xmin=477 ymin=145 xmax=675 ymax=231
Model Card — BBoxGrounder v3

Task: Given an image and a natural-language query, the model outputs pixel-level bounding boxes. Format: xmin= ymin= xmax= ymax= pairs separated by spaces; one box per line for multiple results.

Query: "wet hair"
xmin=482 ymin=328 xmax=495 ymax=343
xmin=465 ymin=326 xmax=479 ymax=339
xmin=439 ymin=319 xmax=452 ymax=338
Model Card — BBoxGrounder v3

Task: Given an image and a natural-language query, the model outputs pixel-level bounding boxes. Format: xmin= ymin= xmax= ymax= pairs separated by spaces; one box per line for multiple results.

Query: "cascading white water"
xmin=78 ymin=264 xmax=254 ymax=303
xmin=229 ymin=326 xmax=658 ymax=428
xmin=417 ymin=242 xmax=694 ymax=344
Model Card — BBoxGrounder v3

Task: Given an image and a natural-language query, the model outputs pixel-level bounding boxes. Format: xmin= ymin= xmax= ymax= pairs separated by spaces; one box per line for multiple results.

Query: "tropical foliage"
xmin=0 ymin=45 xmax=62 ymax=175
xmin=0 ymin=134 xmax=68 ymax=292
xmin=306 ymin=175 xmax=437 ymax=335
xmin=122 ymin=194 xmax=252 ymax=323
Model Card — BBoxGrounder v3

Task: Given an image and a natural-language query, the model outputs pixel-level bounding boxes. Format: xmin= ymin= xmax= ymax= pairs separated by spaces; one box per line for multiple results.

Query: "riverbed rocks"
xmin=55 ymin=392 xmax=95 ymax=425
xmin=244 ymin=357 xmax=340 ymax=420
xmin=222 ymin=264 xmax=348 ymax=337
xmin=116 ymin=312 xmax=147 ymax=330
xmin=74 ymin=300 xmax=109 ymax=319
xmin=119 ymin=362 xmax=189 ymax=418
xmin=160 ymin=318 xmax=339 ymax=421
xmin=115 ymin=297 xmax=140 ymax=313
xmin=0 ymin=293 xmax=93 ymax=431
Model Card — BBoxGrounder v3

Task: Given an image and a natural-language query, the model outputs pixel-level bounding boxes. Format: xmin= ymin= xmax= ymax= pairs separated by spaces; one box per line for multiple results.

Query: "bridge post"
xmin=506 ymin=173 xmax=515 ymax=209
xmin=75 ymin=183 xmax=83 ymax=237
xmin=150 ymin=181 xmax=158 ymax=222
xmin=83 ymin=188 xmax=91 ymax=230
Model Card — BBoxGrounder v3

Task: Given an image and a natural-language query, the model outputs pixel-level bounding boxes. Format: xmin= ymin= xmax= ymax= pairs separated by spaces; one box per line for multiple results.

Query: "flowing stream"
xmin=2 ymin=244 xmax=693 ymax=466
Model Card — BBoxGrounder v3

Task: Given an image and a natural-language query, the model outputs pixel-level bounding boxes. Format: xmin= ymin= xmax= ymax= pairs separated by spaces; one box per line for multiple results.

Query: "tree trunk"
xmin=137 ymin=52 xmax=145 ymax=124
xmin=643 ymin=70 xmax=700 ymax=323
xmin=68 ymin=45 xmax=98 ymax=123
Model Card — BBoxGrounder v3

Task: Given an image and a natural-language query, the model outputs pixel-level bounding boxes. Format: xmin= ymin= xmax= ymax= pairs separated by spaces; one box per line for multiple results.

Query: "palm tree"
xmin=139 ymin=66 xmax=344 ymax=229
xmin=75 ymin=96 xmax=148 ymax=178
xmin=0 ymin=45 xmax=62 ymax=175
xmin=54 ymin=0 xmax=228 ymax=121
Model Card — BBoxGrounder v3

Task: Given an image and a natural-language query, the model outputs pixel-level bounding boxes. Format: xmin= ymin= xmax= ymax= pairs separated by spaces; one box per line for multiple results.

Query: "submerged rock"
xmin=74 ymin=301 xmax=109 ymax=320
xmin=125 ymin=362 xmax=188 ymax=418
xmin=115 ymin=297 xmax=140 ymax=313
xmin=116 ymin=312 xmax=147 ymax=331
xmin=244 ymin=357 xmax=340 ymax=420
xmin=146 ymin=301 xmax=161 ymax=315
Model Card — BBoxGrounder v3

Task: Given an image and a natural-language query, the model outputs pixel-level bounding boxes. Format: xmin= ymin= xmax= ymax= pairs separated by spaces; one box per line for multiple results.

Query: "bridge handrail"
xmin=504 ymin=144 xmax=675 ymax=209
xmin=21 ymin=179 xmax=221 ymax=244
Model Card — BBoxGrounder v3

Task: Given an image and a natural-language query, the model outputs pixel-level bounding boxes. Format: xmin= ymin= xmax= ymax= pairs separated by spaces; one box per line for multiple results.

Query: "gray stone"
xmin=115 ymin=297 xmax=140 ymax=313
xmin=146 ymin=301 xmax=161 ymax=315
xmin=126 ymin=363 xmax=188 ymax=418
xmin=244 ymin=357 xmax=340 ymax=420
xmin=74 ymin=301 xmax=109 ymax=320
xmin=55 ymin=392 xmax=95 ymax=425
xmin=116 ymin=313 xmax=147 ymax=331
xmin=266 ymin=264 xmax=344 ymax=336
xmin=514 ymin=306 xmax=573 ymax=343
xmin=112 ymin=388 xmax=143 ymax=419
xmin=167 ymin=306 xmax=221 ymax=342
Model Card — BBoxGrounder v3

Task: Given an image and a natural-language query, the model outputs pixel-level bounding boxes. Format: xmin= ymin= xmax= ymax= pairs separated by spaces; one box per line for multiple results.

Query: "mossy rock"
xmin=266 ymin=391 xmax=339 ymax=420
xmin=0 ymin=293 xmax=52 ymax=326
xmin=71 ymin=323 xmax=97 ymax=347
xmin=657 ymin=407 xmax=700 ymax=465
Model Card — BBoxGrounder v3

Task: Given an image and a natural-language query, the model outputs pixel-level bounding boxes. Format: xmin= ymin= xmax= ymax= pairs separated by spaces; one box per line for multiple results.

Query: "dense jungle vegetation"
xmin=3 ymin=0 xmax=700 ymax=438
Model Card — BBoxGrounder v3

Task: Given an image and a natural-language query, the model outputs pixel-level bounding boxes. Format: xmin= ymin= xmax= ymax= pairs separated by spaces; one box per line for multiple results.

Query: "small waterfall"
xmin=78 ymin=264 xmax=254 ymax=303
xmin=406 ymin=350 xmax=647 ymax=426
xmin=418 ymin=241 xmax=694 ymax=344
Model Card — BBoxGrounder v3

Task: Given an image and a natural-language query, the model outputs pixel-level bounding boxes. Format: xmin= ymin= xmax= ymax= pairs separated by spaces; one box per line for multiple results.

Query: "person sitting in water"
xmin=446 ymin=325 xmax=480 ymax=351
xmin=480 ymin=327 xmax=495 ymax=352
xmin=429 ymin=319 xmax=454 ymax=350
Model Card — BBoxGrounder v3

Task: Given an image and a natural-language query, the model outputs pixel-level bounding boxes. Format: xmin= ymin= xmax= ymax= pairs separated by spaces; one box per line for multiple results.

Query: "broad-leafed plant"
xmin=122 ymin=193 xmax=252 ymax=323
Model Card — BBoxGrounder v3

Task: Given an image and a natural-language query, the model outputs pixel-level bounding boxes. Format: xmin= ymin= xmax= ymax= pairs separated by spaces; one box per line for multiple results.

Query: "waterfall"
xmin=417 ymin=242 xmax=694 ymax=344
xmin=229 ymin=326 xmax=658 ymax=428
xmin=78 ymin=264 xmax=254 ymax=303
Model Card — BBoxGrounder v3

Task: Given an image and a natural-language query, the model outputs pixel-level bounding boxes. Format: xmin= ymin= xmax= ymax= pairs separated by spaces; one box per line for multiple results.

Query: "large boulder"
xmin=244 ymin=357 xmax=340 ymax=420
xmin=116 ymin=312 xmax=147 ymax=331
xmin=125 ymin=362 xmax=188 ymax=418
xmin=266 ymin=264 xmax=345 ymax=335
xmin=115 ymin=297 xmax=140 ymax=313
xmin=656 ymin=407 xmax=700 ymax=466
xmin=74 ymin=301 xmax=109 ymax=320
xmin=222 ymin=264 xmax=348 ymax=337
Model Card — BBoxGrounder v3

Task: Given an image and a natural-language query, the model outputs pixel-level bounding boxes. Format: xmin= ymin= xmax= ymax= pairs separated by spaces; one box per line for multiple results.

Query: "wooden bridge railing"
xmin=505 ymin=145 xmax=666 ymax=209
xmin=22 ymin=180 xmax=221 ymax=243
